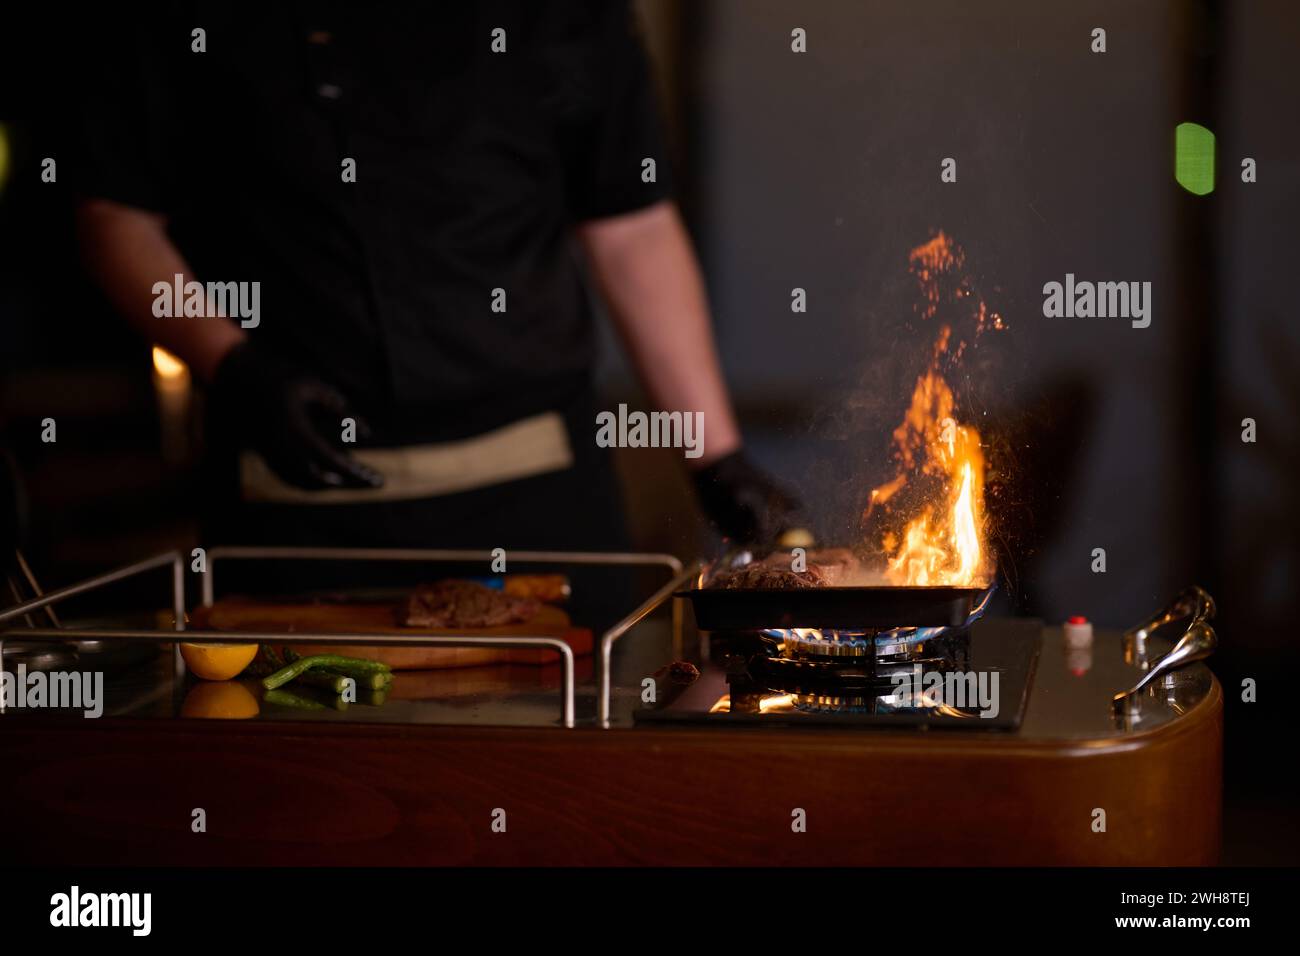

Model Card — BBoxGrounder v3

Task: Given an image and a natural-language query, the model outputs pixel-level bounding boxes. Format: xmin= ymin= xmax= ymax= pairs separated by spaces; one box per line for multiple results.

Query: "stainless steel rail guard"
xmin=2 ymin=547 xmax=684 ymax=728
xmin=198 ymin=546 xmax=685 ymax=728
xmin=0 ymin=551 xmax=185 ymax=630
xmin=200 ymin=546 xmax=682 ymax=607
xmin=3 ymin=628 xmax=579 ymax=727
xmin=1 ymin=550 xmax=187 ymax=715
xmin=599 ymin=562 xmax=700 ymax=728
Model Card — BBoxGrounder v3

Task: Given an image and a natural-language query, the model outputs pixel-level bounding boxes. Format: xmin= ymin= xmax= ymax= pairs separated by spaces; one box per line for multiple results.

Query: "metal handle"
xmin=1113 ymin=586 xmax=1218 ymax=713
xmin=599 ymin=562 xmax=700 ymax=727
xmin=0 ymin=550 xmax=185 ymax=631
xmin=1123 ymin=585 xmax=1215 ymax=663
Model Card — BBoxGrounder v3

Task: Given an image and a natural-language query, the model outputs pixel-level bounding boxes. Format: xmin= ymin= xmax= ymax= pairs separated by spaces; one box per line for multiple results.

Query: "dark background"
xmin=2 ymin=1 xmax=1297 ymax=863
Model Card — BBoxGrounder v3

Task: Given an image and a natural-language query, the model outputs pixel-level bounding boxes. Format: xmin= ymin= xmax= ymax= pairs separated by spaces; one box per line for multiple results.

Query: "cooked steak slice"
xmin=668 ymin=660 xmax=701 ymax=684
xmin=399 ymin=580 xmax=539 ymax=628
xmin=707 ymin=564 xmax=830 ymax=590
xmin=705 ymin=548 xmax=861 ymax=590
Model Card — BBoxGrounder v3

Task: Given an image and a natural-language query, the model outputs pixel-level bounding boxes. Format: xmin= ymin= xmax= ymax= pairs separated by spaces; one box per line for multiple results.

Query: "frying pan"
xmin=678 ymin=584 xmax=985 ymax=631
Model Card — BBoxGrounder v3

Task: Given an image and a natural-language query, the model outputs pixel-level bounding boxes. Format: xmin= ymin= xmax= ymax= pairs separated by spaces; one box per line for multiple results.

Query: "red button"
xmin=1067 ymin=615 xmax=1088 ymax=625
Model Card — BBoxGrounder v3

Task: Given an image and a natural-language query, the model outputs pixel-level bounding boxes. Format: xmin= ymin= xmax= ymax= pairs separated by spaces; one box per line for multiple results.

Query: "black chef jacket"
xmin=79 ymin=1 xmax=673 ymax=445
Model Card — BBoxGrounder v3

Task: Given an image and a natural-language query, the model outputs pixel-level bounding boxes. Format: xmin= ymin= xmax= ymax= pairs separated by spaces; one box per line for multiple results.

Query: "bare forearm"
xmin=76 ymin=198 xmax=245 ymax=383
xmin=578 ymin=201 xmax=741 ymax=466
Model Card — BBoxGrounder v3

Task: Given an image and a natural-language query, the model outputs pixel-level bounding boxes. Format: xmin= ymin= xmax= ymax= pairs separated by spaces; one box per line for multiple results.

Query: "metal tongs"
xmin=1111 ymin=585 xmax=1218 ymax=714
xmin=1 ymin=448 xmax=62 ymax=632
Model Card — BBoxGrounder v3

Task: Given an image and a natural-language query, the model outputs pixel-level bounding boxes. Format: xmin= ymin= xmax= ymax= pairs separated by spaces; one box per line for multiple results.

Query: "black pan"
xmin=677 ymin=585 xmax=985 ymax=631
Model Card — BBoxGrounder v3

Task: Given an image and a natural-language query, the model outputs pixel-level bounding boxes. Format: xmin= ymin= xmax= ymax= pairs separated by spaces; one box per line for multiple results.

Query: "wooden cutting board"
xmin=189 ymin=599 xmax=591 ymax=670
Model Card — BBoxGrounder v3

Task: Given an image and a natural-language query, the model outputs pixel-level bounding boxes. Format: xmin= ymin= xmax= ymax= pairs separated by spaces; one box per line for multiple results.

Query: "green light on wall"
xmin=1175 ymin=122 xmax=1215 ymax=195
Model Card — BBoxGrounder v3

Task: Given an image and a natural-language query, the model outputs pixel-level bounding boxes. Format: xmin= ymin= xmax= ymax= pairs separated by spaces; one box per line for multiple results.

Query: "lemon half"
xmin=180 ymin=642 xmax=259 ymax=681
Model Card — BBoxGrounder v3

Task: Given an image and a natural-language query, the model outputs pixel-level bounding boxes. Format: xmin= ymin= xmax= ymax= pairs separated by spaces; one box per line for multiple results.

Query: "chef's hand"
xmin=691 ymin=450 xmax=801 ymax=549
xmin=210 ymin=342 xmax=384 ymax=491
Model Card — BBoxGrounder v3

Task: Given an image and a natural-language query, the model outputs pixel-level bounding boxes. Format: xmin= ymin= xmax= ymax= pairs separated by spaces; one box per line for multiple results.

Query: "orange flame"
xmin=872 ymin=364 xmax=988 ymax=586
xmin=864 ymin=233 xmax=995 ymax=587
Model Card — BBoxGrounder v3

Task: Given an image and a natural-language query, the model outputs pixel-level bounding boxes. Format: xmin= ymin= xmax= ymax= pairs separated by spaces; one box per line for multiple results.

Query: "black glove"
xmin=210 ymin=342 xmax=384 ymax=491
xmin=691 ymin=450 xmax=801 ymax=548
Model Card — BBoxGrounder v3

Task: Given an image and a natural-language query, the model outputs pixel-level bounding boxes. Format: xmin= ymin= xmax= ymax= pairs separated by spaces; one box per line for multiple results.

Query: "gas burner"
xmin=758 ymin=623 xmax=968 ymax=665
xmin=736 ymin=586 xmax=995 ymax=668
xmin=763 ymin=628 xmax=877 ymax=661
xmin=639 ymin=616 xmax=1038 ymax=730
xmin=757 ymin=652 xmax=877 ymax=684
xmin=724 ymin=633 xmax=973 ymax=717
xmin=791 ymin=689 xmax=877 ymax=714
xmin=721 ymin=678 xmax=882 ymax=717
xmin=748 ymin=626 xmax=972 ymax=683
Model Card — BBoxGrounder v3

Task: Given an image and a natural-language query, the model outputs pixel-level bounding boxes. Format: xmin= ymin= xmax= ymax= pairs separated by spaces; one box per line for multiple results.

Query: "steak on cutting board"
xmin=399 ymin=580 xmax=540 ymax=628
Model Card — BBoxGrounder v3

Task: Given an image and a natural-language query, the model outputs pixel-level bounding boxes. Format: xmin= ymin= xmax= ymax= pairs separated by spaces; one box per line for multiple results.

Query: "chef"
xmin=75 ymin=2 xmax=796 ymax=554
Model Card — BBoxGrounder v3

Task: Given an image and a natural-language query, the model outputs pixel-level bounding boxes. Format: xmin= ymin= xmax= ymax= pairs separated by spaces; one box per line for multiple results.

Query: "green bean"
xmin=322 ymin=666 xmax=393 ymax=690
xmin=263 ymin=688 xmax=326 ymax=710
xmin=262 ymin=658 xmax=316 ymax=690
xmin=261 ymin=654 xmax=389 ymax=690
xmin=317 ymin=657 xmax=392 ymax=675
xmin=294 ymin=670 xmax=351 ymax=695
